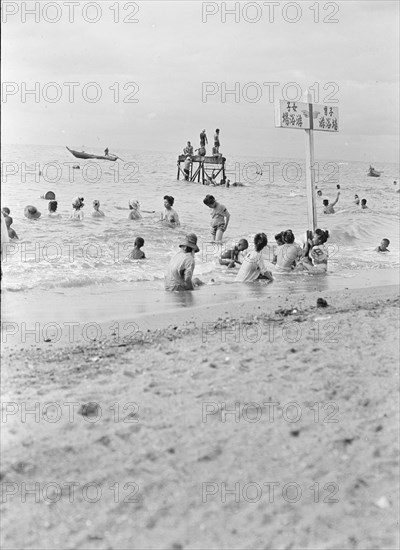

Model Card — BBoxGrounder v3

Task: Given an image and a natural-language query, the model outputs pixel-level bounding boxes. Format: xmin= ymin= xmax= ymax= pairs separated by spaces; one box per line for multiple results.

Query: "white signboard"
xmin=275 ymin=100 xmax=339 ymax=132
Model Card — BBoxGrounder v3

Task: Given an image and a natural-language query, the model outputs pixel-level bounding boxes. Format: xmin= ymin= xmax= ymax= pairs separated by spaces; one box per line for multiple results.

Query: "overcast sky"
xmin=2 ymin=0 xmax=399 ymax=162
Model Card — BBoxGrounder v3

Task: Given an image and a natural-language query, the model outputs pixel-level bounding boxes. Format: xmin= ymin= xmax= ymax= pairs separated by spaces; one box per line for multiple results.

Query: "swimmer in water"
xmin=48 ymin=200 xmax=61 ymax=218
xmin=354 ymin=194 xmax=360 ymax=205
xmin=219 ymin=239 xmax=249 ymax=268
xmin=160 ymin=196 xmax=180 ymax=227
xmin=317 ymin=190 xmax=322 ymax=197
xmin=375 ymin=238 xmax=390 ymax=253
xmin=128 ymin=199 xmax=142 ymax=220
xmin=5 ymin=216 xmax=18 ymax=239
xmin=127 ymin=237 xmax=146 ymax=259
xmin=71 ymin=197 xmax=84 ymax=220
xmin=323 ymin=190 xmax=340 ymax=214
xmin=361 ymin=198 xmax=368 ymax=209
xmin=92 ymin=200 xmax=105 ymax=218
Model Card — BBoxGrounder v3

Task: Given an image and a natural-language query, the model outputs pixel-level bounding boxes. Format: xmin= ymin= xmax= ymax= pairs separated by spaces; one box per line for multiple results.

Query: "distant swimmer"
xmin=73 ymin=165 xmax=80 ymax=170
xmin=127 ymin=237 xmax=146 ymax=260
xmin=40 ymin=191 xmax=56 ymax=200
xmin=92 ymin=199 xmax=105 ymax=218
xmin=375 ymin=238 xmax=390 ymax=253
xmin=183 ymin=141 xmax=194 ymax=156
xmin=323 ymin=190 xmax=340 ymax=214
xmin=219 ymin=239 xmax=249 ymax=268
xmin=165 ymin=233 xmax=200 ymax=291
xmin=354 ymin=194 xmax=360 ymax=205
xmin=104 ymin=147 xmax=109 ymax=156
xmin=71 ymin=197 xmax=84 ymax=220
xmin=161 ymin=195 xmax=180 ymax=227
xmin=317 ymin=190 xmax=322 ymax=197
xmin=235 ymin=233 xmax=273 ymax=283
xmin=48 ymin=200 xmax=61 ymax=218
xmin=361 ymin=198 xmax=368 ymax=209
xmin=128 ymin=199 xmax=142 ymax=220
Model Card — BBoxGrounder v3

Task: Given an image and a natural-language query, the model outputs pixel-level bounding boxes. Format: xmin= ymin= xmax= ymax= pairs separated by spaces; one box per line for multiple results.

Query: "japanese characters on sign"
xmin=275 ymin=100 xmax=339 ymax=132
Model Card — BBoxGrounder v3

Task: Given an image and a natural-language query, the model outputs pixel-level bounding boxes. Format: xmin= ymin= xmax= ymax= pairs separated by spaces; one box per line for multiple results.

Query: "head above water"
xmin=238 ymin=239 xmax=249 ymax=251
xmin=203 ymin=194 xmax=216 ymax=207
xmin=317 ymin=190 xmax=322 ymax=196
xmin=93 ymin=200 xmax=100 ymax=209
xmin=72 ymin=197 xmax=84 ymax=210
xmin=48 ymin=200 xmax=58 ymax=213
xmin=313 ymin=228 xmax=330 ymax=245
xmin=44 ymin=191 xmax=56 ymax=200
xmin=381 ymin=238 xmax=390 ymax=248
xmin=361 ymin=198 xmax=367 ymax=206
xmin=283 ymin=229 xmax=295 ymax=244
xmin=135 ymin=237 xmax=145 ymax=248
xmin=163 ymin=195 xmax=174 ymax=207
xmin=323 ymin=199 xmax=329 ymax=206
xmin=254 ymin=232 xmax=268 ymax=252
xmin=129 ymin=199 xmax=140 ymax=210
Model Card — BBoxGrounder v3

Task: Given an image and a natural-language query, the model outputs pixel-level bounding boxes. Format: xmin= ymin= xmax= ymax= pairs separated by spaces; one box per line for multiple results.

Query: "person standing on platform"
xmin=200 ymin=129 xmax=208 ymax=153
xmin=214 ymin=129 xmax=220 ymax=154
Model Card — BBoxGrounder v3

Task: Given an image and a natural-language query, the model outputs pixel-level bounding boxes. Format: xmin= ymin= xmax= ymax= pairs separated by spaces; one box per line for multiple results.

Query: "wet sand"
xmin=1 ymin=283 xmax=399 ymax=549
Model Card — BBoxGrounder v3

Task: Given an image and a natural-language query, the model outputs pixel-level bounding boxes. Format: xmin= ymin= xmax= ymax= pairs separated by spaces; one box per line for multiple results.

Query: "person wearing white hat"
xmin=71 ymin=197 xmax=84 ymax=220
xmin=165 ymin=234 xmax=200 ymax=291
xmin=128 ymin=199 xmax=142 ymax=220
xmin=92 ymin=200 xmax=105 ymax=218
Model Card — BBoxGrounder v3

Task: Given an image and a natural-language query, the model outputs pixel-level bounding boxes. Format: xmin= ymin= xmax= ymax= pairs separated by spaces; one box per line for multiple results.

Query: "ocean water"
xmin=1 ymin=144 xmax=399 ymax=323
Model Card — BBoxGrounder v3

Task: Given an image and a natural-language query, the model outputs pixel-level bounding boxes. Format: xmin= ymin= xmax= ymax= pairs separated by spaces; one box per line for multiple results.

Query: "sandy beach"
xmin=1 ymin=284 xmax=399 ymax=550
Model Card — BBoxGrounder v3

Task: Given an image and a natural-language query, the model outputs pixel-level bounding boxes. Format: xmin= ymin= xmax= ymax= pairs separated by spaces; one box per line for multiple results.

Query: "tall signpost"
xmin=275 ymin=91 xmax=339 ymax=232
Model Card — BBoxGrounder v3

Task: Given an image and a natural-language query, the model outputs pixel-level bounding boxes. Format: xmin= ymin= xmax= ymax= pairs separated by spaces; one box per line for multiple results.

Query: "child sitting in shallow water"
xmin=299 ymin=229 xmax=330 ymax=273
xmin=127 ymin=237 xmax=146 ymax=259
xmin=219 ymin=239 xmax=248 ymax=268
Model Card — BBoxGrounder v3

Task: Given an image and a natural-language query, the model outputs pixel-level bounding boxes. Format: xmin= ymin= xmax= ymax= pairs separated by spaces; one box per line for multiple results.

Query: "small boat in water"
xmin=66 ymin=147 xmax=119 ymax=161
xmin=367 ymin=165 xmax=381 ymax=177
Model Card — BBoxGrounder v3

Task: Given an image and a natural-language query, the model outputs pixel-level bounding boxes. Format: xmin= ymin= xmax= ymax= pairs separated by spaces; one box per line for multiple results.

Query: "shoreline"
xmin=1 ymin=283 xmax=399 ymax=549
xmin=2 ymin=268 xmax=399 ymax=350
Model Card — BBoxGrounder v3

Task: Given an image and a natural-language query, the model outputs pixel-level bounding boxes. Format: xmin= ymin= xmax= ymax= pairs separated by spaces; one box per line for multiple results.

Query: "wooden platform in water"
xmin=177 ymin=154 xmax=225 ymax=164
xmin=177 ymin=154 xmax=226 ymax=183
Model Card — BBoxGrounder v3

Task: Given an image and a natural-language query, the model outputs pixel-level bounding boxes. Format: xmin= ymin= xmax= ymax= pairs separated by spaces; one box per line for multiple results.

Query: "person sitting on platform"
xmin=104 ymin=147 xmax=109 ymax=156
xmin=183 ymin=141 xmax=193 ymax=156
